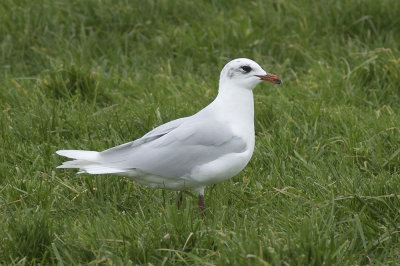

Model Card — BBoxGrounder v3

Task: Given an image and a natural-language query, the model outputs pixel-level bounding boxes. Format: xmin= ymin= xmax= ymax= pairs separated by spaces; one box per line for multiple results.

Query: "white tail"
xmin=56 ymin=149 xmax=127 ymax=174
xmin=56 ymin=150 xmax=99 ymax=161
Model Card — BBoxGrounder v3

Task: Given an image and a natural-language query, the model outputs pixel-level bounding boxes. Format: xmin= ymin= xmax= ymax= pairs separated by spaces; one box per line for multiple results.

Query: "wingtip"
xmin=55 ymin=150 xmax=99 ymax=160
xmin=56 ymin=150 xmax=74 ymax=157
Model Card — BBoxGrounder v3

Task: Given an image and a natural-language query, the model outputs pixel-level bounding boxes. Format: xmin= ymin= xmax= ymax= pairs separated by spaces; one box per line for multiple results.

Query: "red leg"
xmin=198 ymin=194 xmax=206 ymax=218
xmin=177 ymin=192 xmax=183 ymax=210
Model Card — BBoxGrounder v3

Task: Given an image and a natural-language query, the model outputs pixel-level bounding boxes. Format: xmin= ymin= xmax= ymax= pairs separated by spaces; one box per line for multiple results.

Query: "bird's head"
xmin=219 ymin=58 xmax=281 ymax=90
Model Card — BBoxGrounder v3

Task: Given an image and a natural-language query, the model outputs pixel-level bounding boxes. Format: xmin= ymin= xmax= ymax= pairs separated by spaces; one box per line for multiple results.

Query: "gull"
xmin=56 ymin=58 xmax=281 ymax=215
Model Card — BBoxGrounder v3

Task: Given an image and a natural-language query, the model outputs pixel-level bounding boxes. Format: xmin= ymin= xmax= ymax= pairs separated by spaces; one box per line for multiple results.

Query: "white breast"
xmin=188 ymin=138 xmax=254 ymax=185
xmin=186 ymin=84 xmax=256 ymax=186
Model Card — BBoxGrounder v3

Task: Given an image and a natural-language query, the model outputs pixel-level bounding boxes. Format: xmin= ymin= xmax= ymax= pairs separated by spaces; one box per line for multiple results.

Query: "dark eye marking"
xmin=241 ymin=65 xmax=252 ymax=73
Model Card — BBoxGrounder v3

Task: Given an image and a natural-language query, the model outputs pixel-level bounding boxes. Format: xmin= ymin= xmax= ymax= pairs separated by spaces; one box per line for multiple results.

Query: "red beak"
xmin=255 ymin=73 xmax=282 ymax=84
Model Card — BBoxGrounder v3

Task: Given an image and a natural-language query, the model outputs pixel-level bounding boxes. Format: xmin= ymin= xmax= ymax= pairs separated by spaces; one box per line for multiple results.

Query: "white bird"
xmin=56 ymin=58 xmax=281 ymax=215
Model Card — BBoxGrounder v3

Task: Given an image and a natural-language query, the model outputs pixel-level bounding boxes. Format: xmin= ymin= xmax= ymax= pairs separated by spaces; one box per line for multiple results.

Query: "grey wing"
xmin=100 ymin=117 xmax=189 ymax=158
xmin=142 ymin=117 xmax=189 ymax=139
xmin=100 ymin=119 xmax=247 ymax=178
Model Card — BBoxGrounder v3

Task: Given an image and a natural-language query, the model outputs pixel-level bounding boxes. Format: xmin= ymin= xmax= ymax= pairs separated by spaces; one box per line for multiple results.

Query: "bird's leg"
xmin=177 ymin=191 xmax=183 ymax=210
xmin=198 ymin=194 xmax=206 ymax=218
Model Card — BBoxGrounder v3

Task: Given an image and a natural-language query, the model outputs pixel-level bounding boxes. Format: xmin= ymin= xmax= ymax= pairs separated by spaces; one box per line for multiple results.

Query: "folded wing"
xmin=98 ymin=118 xmax=247 ymax=178
xmin=57 ymin=116 xmax=247 ymax=179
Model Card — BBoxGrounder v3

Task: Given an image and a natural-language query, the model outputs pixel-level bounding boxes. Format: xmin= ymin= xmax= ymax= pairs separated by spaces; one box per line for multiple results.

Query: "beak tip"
xmin=255 ymin=74 xmax=282 ymax=84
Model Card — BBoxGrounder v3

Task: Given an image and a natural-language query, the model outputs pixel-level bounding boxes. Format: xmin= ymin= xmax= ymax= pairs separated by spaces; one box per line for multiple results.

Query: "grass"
xmin=1 ymin=0 xmax=400 ymax=264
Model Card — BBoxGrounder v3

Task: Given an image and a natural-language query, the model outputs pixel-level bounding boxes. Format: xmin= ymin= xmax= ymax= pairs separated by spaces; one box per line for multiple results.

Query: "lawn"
xmin=1 ymin=0 xmax=400 ymax=264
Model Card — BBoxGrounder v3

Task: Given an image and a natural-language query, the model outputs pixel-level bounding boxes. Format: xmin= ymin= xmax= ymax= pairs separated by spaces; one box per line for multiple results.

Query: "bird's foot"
xmin=177 ymin=192 xmax=183 ymax=210
xmin=198 ymin=194 xmax=206 ymax=218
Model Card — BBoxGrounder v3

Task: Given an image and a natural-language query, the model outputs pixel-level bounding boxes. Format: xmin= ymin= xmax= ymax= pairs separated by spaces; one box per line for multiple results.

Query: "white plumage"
xmin=56 ymin=58 xmax=281 ymax=213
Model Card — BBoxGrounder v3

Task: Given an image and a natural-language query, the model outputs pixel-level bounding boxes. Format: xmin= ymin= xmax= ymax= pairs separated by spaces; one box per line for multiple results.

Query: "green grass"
xmin=1 ymin=0 xmax=400 ymax=264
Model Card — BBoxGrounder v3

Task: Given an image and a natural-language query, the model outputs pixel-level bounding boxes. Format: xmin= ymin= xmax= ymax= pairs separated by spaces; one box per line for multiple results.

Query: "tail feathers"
xmin=56 ymin=150 xmax=130 ymax=175
xmin=57 ymin=159 xmax=128 ymax=174
xmin=57 ymin=159 xmax=93 ymax=169
xmin=56 ymin=150 xmax=100 ymax=161
xmin=82 ymin=165 xmax=128 ymax=174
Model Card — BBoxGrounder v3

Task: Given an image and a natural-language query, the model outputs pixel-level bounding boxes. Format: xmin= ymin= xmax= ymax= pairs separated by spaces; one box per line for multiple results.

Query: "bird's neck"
xmin=211 ymin=83 xmax=255 ymax=131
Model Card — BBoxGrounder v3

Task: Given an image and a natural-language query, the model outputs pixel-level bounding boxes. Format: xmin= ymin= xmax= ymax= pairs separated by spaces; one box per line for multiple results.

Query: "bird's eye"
xmin=241 ymin=65 xmax=252 ymax=73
